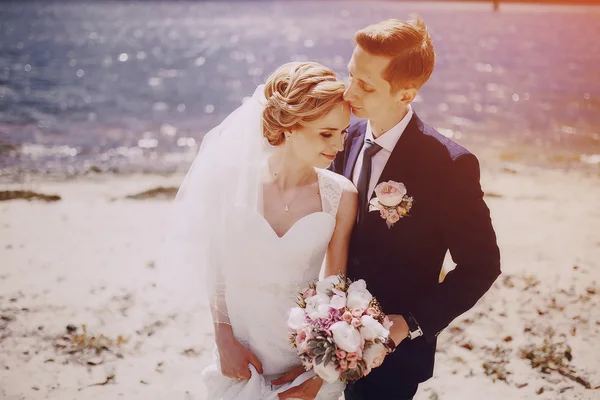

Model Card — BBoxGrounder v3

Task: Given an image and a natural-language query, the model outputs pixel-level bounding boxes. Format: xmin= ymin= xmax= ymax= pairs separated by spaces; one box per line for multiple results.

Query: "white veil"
xmin=157 ymin=85 xmax=270 ymax=326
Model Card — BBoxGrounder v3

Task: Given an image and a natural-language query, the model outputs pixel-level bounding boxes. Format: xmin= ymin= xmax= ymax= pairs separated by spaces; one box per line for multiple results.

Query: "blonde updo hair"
xmin=262 ymin=62 xmax=346 ymax=146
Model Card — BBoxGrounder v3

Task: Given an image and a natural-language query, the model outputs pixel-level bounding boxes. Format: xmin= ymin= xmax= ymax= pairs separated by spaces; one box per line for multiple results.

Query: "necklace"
xmin=272 ymin=170 xmax=314 ymax=212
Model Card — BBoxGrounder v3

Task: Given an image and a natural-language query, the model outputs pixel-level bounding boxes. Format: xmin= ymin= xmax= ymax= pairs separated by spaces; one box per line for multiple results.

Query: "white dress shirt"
xmin=352 ymin=106 xmax=414 ymax=199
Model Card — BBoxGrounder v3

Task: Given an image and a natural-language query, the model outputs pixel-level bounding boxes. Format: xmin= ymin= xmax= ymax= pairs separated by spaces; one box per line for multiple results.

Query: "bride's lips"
xmin=321 ymin=153 xmax=336 ymax=161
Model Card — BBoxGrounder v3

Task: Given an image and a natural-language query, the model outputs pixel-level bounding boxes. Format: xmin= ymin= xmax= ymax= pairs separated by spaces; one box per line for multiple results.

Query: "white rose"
xmin=330 ymin=321 xmax=362 ymax=353
xmin=305 ymin=293 xmax=331 ymax=320
xmin=287 ymin=307 xmax=306 ymax=331
xmin=316 ymin=275 xmax=340 ymax=295
xmin=362 ymin=341 xmax=387 ymax=369
xmin=359 ymin=315 xmax=389 ymax=342
xmin=330 ymin=293 xmax=347 ymax=310
xmin=313 ymin=359 xmax=341 ymax=383
xmin=347 ymin=279 xmax=367 ymax=294
xmin=346 ymin=290 xmax=372 ymax=311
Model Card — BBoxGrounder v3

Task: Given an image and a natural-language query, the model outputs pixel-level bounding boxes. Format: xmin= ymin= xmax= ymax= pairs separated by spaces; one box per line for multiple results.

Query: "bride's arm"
xmin=209 ymin=266 xmax=265 ymax=379
xmin=324 ymin=184 xmax=358 ymax=277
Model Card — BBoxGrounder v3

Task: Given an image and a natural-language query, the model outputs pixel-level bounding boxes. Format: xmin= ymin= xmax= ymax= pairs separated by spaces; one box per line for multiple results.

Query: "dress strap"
xmin=317 ymin=169 xmax=349 ymax=218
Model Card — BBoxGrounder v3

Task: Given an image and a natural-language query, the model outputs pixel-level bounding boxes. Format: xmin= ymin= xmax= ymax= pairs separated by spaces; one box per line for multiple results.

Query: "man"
xmin=332 ymin=16 xmax=501 ymax=399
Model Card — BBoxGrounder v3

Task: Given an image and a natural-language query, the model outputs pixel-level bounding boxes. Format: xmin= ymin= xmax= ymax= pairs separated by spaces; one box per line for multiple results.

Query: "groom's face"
xmin=344 ymin=46 xmax=405 ymax=121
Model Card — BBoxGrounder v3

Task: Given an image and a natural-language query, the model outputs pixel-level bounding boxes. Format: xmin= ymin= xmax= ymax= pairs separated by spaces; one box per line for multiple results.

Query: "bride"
xmin=163 ymin=62 xmax=357 ymax=400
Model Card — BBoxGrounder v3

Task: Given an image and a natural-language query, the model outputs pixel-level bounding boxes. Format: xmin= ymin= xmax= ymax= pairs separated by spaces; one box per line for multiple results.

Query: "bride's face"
xmin=288 ymin=103 xmax=350 ymax=169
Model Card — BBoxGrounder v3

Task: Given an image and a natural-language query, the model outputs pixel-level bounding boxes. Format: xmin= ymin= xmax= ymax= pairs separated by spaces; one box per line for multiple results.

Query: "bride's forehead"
xmin=301 ymin=108 xmax=349 ymax=130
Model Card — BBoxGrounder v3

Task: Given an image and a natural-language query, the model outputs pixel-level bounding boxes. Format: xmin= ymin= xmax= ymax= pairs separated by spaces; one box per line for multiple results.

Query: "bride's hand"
xmin=215 ymin=325 xmax=263 ymax=380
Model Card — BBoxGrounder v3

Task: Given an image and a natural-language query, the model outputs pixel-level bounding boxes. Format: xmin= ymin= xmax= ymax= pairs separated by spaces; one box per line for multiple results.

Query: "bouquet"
xmin=287 ymin=273 xmax=394 ymax=383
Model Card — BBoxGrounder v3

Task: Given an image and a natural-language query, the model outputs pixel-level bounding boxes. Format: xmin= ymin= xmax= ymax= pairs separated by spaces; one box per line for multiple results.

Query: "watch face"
xmin=409 ymin=327 xmax=423 ymax=340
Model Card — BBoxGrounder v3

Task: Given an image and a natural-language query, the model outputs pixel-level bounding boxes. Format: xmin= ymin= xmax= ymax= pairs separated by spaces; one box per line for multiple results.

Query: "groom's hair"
xmin=355 ymin=15 xmax=435 ymax=92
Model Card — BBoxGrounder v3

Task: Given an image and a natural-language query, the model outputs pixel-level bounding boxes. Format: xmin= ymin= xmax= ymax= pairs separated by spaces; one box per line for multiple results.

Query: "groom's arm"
xmin=410 ymin=153 xmax=501 ymax=342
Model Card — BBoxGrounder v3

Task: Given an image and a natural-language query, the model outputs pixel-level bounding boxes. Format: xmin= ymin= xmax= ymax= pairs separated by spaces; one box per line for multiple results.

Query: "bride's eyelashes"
xmin=320 ymin=129 xmax=348 ymax=139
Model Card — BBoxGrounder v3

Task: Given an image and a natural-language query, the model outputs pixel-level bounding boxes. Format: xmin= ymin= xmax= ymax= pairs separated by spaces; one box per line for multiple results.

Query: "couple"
xmin=168 ymin=16 xmax=501 ymax=400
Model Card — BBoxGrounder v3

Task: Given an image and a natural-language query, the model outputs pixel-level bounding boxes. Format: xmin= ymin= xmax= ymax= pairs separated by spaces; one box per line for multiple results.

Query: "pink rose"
xmin=351 ymin=318 xmax=362 ymax=328
xmin=348 ymin=359 xmax=358 ymax=370
xmin=388 ymin=213 xmax=400 ymax=224
xmin=352 ymin=309 xmax=364 ymax=318
xmin=374 ymin=181 xmax=407 ymax=207
xmin=339 ymin=358 xmax=348 ymax=371
xmin=336 ymin=349 xmax=347 ymax=359
xmin=346 ymin=352 xmax=358 ymax=362
xmin=342 ymin=311 xmax=353 ymax=324
xmin=356 ymin=346 xmax=363 ymax=360
xmin=366 ymin=307 xmax=380 ymax=318
xmin=380 ymin=208 xmax=389 ymax=219
xmin=295 ymin=327 xmax=313 ymax=352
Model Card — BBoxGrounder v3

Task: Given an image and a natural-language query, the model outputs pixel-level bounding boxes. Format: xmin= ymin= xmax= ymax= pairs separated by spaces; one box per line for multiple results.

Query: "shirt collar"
xmin=365 ymin=105 xmax=413 ymax=152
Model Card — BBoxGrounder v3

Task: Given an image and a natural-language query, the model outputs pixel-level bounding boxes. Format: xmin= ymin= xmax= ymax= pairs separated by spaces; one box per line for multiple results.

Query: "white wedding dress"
xmin=201 ymin=167 xmax=348 ymax=400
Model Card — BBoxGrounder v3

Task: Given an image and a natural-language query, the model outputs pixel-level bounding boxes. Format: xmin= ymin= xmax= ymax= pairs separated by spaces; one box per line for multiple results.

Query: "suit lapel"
xmin=343 ymin=128 xmax=366 ymax=180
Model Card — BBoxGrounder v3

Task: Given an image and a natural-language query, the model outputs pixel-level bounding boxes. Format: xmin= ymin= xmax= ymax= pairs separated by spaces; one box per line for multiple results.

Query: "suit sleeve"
xmin=410 ymin=153 xmax=501 ymax=342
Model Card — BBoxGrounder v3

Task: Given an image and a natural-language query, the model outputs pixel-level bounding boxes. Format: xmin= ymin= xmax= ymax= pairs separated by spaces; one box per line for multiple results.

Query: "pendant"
xmin=284 ymin=205 xmax=289 ymax=212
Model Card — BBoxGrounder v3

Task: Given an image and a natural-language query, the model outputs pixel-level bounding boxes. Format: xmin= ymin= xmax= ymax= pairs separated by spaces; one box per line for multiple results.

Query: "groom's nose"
xmin=343 ymin=84 xmax=356 ymax=102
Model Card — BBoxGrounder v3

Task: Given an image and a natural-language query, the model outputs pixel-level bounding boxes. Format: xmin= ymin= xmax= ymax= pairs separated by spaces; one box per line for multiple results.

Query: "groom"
xmin=332 ymin=17 xmax=501 ymax=399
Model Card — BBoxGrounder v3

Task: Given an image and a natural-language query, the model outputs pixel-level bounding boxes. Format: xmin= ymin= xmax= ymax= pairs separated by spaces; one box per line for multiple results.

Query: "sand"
xmin=1 ymin=160 xmax=599 ymax=400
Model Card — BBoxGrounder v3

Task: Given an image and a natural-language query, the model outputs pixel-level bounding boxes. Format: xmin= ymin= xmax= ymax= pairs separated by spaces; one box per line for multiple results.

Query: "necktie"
xmin=356 ymin=139 xmax=382 ymax=223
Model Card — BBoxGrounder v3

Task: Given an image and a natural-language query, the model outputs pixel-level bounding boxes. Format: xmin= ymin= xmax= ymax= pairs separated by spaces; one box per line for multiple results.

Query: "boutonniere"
xmin=369 ymin=181 xmax=414 ymax=229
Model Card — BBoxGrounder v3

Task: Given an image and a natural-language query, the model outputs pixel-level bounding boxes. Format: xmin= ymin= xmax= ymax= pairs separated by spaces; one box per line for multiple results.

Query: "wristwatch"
xmin=403 ymin=312 xmax=424 ymax=340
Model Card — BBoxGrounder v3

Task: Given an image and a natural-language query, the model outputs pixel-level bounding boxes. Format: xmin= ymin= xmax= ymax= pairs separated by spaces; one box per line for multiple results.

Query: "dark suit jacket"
xmin=332 ymin=113 xmax=501 ymax=386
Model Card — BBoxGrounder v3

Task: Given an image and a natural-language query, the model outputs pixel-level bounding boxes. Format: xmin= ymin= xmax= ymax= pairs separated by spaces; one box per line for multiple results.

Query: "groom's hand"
xmin=277 ymin=376 xmax=323 ymax=400
xmin=388 ymin=314 xmax=410 ymax=345
xmin=271 ymin=365 xmax=306 ymax=385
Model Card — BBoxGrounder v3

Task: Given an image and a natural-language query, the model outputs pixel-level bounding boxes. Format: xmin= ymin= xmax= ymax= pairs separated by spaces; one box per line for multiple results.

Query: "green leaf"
xmin=313 ymin=347 xmax=326 ymax=356
xmin=308 ymin=340 xmax=320 ymax=349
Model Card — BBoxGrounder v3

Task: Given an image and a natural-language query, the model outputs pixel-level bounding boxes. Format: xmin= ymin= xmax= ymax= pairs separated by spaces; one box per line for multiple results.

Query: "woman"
xmin=165 ymin=62 xmax=357 ymax=400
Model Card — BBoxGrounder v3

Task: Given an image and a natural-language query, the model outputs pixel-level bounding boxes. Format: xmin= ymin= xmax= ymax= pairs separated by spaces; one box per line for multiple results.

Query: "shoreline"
xmin=2 ymin=139 xmax=599 ymax=186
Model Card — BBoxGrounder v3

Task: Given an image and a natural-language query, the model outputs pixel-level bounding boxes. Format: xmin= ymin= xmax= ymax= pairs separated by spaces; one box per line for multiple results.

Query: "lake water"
xmin=1 ymin=1 xmax=599 ymax=179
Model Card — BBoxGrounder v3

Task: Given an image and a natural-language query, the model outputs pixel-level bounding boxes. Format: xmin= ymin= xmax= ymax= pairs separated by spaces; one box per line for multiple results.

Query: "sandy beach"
xmin=1 ymin=158 xmax=599 ymax=400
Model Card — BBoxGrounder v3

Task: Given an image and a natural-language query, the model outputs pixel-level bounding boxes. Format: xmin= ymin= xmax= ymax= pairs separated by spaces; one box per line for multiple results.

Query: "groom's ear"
xmin=398 ymin=88 xmax=418 ymax=105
